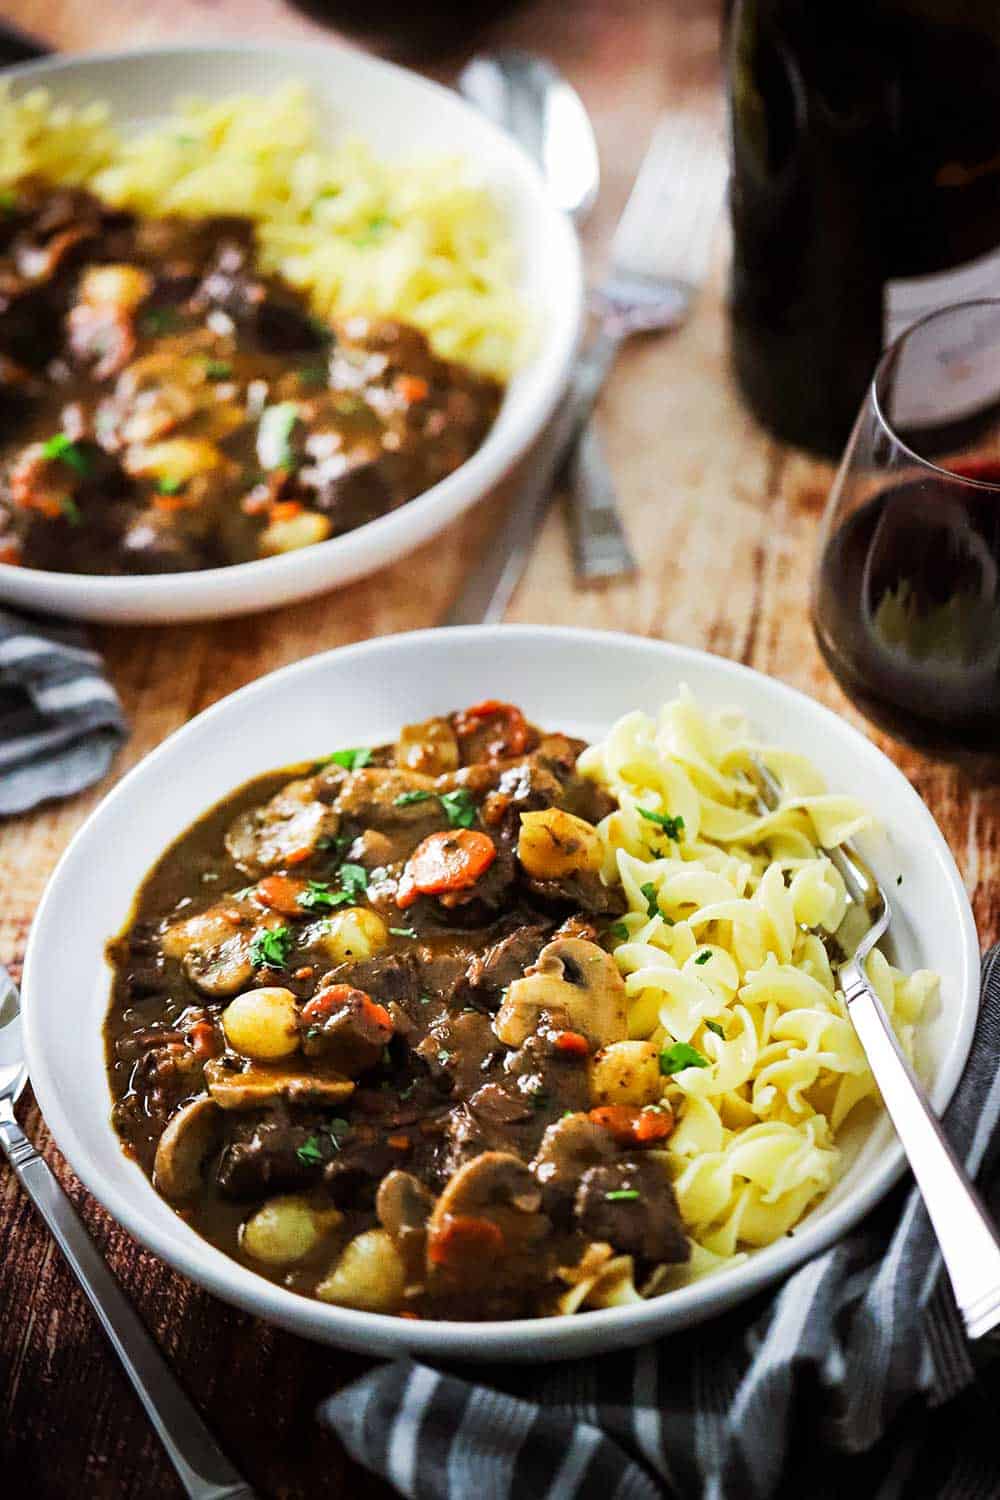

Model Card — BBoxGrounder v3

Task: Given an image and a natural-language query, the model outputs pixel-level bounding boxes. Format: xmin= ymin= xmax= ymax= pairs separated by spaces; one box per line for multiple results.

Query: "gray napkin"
xmin=0 ymin=608 xmax=127 ymax=815
xmin=321 ymin=947 xmax=1000 ymax=1500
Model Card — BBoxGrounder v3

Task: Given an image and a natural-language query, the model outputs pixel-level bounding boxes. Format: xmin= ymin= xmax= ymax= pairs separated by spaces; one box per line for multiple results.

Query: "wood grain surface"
xmin=1 ymin=1 xmax=998 ymax=1496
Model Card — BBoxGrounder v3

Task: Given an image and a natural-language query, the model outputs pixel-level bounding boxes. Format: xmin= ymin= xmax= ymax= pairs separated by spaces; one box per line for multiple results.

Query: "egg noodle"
xmin=0 ymin=83 xmax=526 ymax=380
xmin=565 ymin=691 xmax=936 ymax=1302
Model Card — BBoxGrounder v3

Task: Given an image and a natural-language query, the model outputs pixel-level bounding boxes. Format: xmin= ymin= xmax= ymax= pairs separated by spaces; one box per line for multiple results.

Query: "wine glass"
xmin=812 ymin=299 xmax=1000 ymax=778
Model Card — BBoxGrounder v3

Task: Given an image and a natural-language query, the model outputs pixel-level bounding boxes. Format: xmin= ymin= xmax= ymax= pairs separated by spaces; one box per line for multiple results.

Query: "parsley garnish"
xmin=41 ymin=432 xmax=92 ymax=478
xmin=439 ymin=788 xmax=477 ymax=829
xmin=607 ymin=922 xmax=629 ymax=944
xmin=419 ymin=993 xmax=431 ymax=1005
xmin=391 ymin=925 xmax=418 ymax=939
xmin=638 ymin=807 xmax=685 ymax=841
xmin=203 ymin=359 xmax=232 ymax=380
xmin=399 ymin=1081 xmax=417 ymax=1100
xmin=605 ymin=1189 xmax=640 ymax=1202
xmin=157 ymin=476 xmax=185 ymax=495
xmin=60 ymin=496 xmax=82 ymax=526
xmin=0 ymin=190 xmax=17 ymax=214
xmin=250 ymin=925 xmax=293 ymax=969
xmin=695 ymin=950 xmax=712 ymax=965
xmin=394 ymin=789 xmax=434 ymax=806
xmin=640 ymin=881 xmax=660 ymax=918
xmin=437 ymin=1049 xmax=451 ymax=1064
xmin=258 ymin=401 xmax=300 ymax=471
xmin=297 ymin=880 xmax=342 ymax=911
xmin=896 ymin=874 xmax=903 ymax=886
xmin=323 ymin=746 xmax=373 ymax=771
xmin=298 ymin=364 xmax=329 ymax=388
xmin=295 ymin=1116 xmax=351 ymax=1165
xmin=705 ymin=1019 xmax=725 ymax=1038
xmin=140 ymin=307 xmax=183 ymax=336
xmin=659 ymin=1041 xmax=710 ymax=1076
xmin=353 ymin=214 xmax=390 ymax=248
xmin=339 ymin=863 xmax=368 ymax=898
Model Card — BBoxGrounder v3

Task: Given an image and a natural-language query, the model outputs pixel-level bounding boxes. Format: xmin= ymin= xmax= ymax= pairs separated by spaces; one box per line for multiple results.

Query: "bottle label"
xmin=885 ymin=247 xmax=1000 ymax=429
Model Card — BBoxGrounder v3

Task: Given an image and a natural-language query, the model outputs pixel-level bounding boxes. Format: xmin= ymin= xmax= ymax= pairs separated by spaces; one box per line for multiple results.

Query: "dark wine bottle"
xmin=727 ymin=1 xmax=1000 ymax=455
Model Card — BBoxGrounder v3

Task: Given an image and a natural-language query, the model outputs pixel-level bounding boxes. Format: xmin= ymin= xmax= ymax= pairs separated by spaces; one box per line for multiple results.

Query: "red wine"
xmin=728 ymin=2 xmax=1000 ymax=455
xmin=813 ymin=467 xmax=1000 ymax=768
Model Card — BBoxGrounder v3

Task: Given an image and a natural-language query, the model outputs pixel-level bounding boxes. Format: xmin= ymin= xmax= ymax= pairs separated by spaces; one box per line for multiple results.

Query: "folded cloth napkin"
xmin=0 ymin=608 xmax=127 ymax=816
xmin=321 ymin=947 xmax=1000 ymax=1500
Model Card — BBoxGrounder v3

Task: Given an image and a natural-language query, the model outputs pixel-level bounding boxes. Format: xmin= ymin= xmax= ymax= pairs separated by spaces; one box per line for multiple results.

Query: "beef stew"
xmin=0 ymin=181 xmax=502 ymax=575
xmin=105 ymin=703 xmax=690 ymax=1321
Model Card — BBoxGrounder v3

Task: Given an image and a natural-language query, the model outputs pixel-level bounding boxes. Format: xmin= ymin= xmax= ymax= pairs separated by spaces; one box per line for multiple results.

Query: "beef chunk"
xmin=455 ymin=921 xmax=553 ymax=1010
xmin=416 ymin=1010 xmax=501 ymax=1095
xmin=531 ymin=1114 xmax=618 ymax=1221
xmin=215 ymin=1118 xmax=317 ymax=1199
xmin=303 ymin=984 xmax=393 ymax=1075
xmin=308 ymin=457 xmax=394 ymax=533
xmin=193 ymin=240 xmax=324 ymax=353
xmin=574 ymin=1158 xmax=688 ymax=1263
xmin=333 ymin=951 xmax=423 ymax=1011
xmin=523 ymin=869 xmax=623 ymax=917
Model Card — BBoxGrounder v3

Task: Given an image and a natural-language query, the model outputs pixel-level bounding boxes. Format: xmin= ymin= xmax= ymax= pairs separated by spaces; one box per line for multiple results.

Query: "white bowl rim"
xmin=22 ymin=626 xmax=981 ymax=1359
xmin=0 ymin=42 xmax=582 ymax=619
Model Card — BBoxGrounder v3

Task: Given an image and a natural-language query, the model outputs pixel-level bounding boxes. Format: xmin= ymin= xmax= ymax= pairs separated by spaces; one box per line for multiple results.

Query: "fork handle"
xmin=0 ymin=1114 xmax=256 ymax=1499
xmin=841 ymin=957 xmax=1000 ymax=1339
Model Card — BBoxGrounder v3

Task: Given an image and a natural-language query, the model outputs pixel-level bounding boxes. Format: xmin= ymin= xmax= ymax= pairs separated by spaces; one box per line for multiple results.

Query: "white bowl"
xmin=22 ymin=628 xmax=980 ymax=1360
xmin=0 ymin=45 xmax=582 ymax=623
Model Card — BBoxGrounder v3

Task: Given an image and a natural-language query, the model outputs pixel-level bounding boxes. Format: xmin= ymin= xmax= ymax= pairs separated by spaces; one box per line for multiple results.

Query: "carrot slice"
xmin=428 ymin=1214 xmax=505 ymax=1267
xmin=301 ymin=984 xmax=392 ymax=1033
xmin=453 ymin=699 xmax=529 ymax=758
xmin=553 ymin=1029 xmax=590 ymax=1057
xmin=395 ymin=374 xmax=429 ymax=404
xmin=186 ymin=1020 xmax=220 ymax=1060
xmin=589 ymin=1103 xmax=674 ymax=1146
xmin=396 ymin=829 xmax=497 ymax=908
xmin=254 ymin=874 xmax=308 ymax=916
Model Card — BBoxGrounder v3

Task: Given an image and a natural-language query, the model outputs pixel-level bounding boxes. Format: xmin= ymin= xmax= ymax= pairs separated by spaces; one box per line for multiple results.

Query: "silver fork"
xmin=568 ymin=109 xmax=727 ymax=581
xmin=752 ymin=760 xmax=1000 ymax=1340
xmin=0 ymin=964 xmax=255 ymax=1498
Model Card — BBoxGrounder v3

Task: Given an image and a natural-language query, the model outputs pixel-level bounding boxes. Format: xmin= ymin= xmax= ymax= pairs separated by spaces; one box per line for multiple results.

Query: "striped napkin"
xmin=321 ymin=947 xmax=1000 ymax=1500
xmin=0 ymin=609 xmax=127 ymax=816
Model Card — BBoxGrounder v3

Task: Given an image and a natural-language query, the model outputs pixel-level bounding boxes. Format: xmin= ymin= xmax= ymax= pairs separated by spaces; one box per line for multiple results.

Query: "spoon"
xmin=0 ymin=963 xmax=255 ymax=1499
xmin=457 ymin=52 xmax=635 ymax=590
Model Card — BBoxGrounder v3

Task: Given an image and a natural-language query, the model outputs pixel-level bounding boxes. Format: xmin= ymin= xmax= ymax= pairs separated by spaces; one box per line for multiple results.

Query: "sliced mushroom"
xmin=161 ymin=904 xmax=257 ymax=998
xmin=376 ymin=1169 xmax=435 ymax=1283
xmin=203 ymin=1057 xmax=354 ymax=1110
xmin=152 ymin=1094 xmax=222 ymax=1202
xmin=493 ymin=938 xmax=627 ymax=1049
xmin=333 ymin=767 xmax=438 ymax=825
xmin=225 ymin=776 xmax=339 ymax=876
xmin=425 ymin=1151 xmax=548 ymax=1290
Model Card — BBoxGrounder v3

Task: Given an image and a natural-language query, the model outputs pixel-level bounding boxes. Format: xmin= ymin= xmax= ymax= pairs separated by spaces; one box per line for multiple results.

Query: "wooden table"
xmin=1 ymin=1 xmax=997 ymax=1495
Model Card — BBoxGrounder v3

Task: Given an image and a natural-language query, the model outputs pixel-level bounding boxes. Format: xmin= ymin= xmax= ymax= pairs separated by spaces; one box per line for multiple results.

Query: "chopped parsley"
xmin=605 ymin=1189 xmax=640 ymax=1202
xmin=638 ymin=807 xmax=685 ymax=841
xmin=439 ymin=788 xmax=477 ymax=829
xmin=394 ymin=789 xmax=434 ymax=806
xmin=203 ymin=359 xmax=233 ymax=380
xmin=607 ymin=921 xmax=629 ymax=944
xmin=896 ymin=874 xmax=903 ymax=886
xmin=705 ymin=1019 xmax=725 ymax=1038
xmin=694 ymin=950 xmax=712 ymax=965
xmin=659 ymin=1041 xmax=710 ymax=1076
xmin=60 ymin=496 xmax=82 ymax=526
xmin=156 ymin=476 xmax=185 ymax=495
xmin=339 ymin=863 xmax=368 ymax=898
xmin=391 ymin=925 xmax=418 ymax=939
xmin=353 ymin=214 xmax=390 ymax=248
xmin=250 ymin=925 xmax=293 ymax=969
xmin=257 ymin=401 xmax=300 ymax=471
xmin=437 ymin=1049 xmax=452 ymax=1065
xmin=399 ymin=1081 xmax=417 ymax=1100
xmin=41 ymin=432 xmax=92 ymax=478
xmin=640 ymin=881 xmax=660 ymax=918
xmin=296 ymin=1116 xmax=351 ymax=1165
xmin=298 ymin=364 xmax=329 ymax=388
xmin=419 ymin=993 xmax=432 ymax=1005
xmin=140 ymin=307 xmax=183 ymax=336
xmin=0 ymin=190 xmax=16 ymax=213
xmin=297 ymin=880 xmax=342 ymax=912
xmin=323 ymin=746 xmax=373 ymax=771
